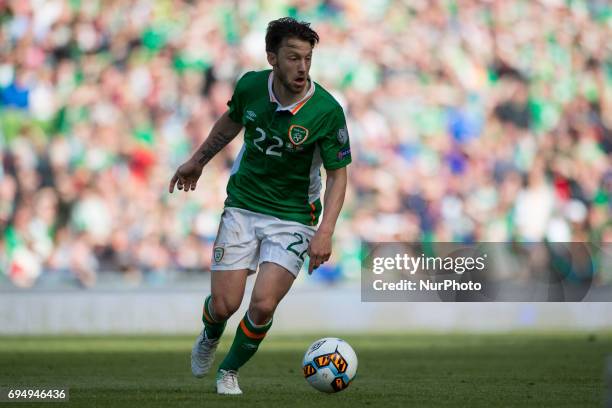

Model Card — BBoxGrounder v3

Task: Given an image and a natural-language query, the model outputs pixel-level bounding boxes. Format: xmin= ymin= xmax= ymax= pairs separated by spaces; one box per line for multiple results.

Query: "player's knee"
xmin=211 ymin=296 xmax=240 ymax=321
xmin=248 ymin=298 xmax=277 ymax=324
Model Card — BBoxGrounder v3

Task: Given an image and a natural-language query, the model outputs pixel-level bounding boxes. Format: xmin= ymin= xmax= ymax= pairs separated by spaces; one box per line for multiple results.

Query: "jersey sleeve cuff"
xmin=323 ymin=159 xmax=352 ymax=171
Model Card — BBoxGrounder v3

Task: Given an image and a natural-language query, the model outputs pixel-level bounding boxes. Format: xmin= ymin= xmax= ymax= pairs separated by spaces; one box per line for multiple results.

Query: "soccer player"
xmin=169 ymin=17 xmax=351 ymax=395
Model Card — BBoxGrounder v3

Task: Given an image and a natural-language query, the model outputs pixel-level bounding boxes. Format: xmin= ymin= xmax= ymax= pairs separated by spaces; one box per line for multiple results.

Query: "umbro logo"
xmin=246 ymin=110 xmax=257 ymax=122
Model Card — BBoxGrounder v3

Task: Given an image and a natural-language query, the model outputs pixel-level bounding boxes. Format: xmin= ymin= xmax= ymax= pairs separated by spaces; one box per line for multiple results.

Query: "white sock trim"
xmin=246 ymin=311 xmax=272 ymax=329
xmin=206 ymin=296 xmax=219 ymax=323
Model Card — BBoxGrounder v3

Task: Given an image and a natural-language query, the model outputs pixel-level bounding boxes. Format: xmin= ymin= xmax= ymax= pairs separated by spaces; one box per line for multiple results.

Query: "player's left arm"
xmin=307 ymin=166 xmax=348 ymax=274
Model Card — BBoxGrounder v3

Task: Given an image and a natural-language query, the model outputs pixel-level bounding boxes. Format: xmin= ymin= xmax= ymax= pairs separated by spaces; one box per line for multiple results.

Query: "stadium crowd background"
xmin=0 ymin=0 xmax=610 ymax=288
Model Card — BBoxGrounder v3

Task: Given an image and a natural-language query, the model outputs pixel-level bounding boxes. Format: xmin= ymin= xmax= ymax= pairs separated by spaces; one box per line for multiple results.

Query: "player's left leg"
xmin=216 ymin=262 xmax=295 ymax=394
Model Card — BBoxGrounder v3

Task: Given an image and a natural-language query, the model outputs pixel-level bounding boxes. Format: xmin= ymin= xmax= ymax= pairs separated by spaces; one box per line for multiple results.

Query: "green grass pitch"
xmin=1 ymin=332 xmax=610 ymax=407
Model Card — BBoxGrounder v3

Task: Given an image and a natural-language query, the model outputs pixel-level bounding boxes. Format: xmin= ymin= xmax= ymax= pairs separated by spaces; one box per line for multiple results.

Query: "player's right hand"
xmin=169 ymin=159 xmax=204 ymax=193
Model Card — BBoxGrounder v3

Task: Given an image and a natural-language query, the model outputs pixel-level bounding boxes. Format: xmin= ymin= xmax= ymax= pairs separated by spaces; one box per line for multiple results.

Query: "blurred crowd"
xmin=0 ymin=0 xmax=610 ymax=288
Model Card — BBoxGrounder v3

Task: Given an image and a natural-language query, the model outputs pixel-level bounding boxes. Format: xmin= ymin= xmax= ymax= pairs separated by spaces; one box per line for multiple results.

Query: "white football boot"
xmin=216 ymin=369 xmax=243 ymax=395
xmin=190 ymin=329 xmax=219 ymax=378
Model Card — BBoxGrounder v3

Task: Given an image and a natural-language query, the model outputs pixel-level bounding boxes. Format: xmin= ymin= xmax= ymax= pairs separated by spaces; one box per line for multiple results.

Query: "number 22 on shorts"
xmin=286 ymin=232 xmax=309 ymax=261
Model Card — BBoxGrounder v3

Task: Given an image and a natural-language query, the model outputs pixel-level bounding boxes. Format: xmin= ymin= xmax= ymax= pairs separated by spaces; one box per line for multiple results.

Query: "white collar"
xmin=268 ymin=71 xmax=315 ymax=115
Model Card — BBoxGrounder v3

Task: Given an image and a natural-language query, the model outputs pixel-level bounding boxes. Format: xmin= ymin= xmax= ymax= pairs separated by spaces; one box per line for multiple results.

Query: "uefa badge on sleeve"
xmin=337 ymin=127 xmax=348 ymax=144
xmin=213 ymin=247 xmax=224 ymax=263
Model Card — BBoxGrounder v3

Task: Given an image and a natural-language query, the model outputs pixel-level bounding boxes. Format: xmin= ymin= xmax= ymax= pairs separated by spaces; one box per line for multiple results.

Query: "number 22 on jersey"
xmin=253 ymin=127 xmax=283 ymax=157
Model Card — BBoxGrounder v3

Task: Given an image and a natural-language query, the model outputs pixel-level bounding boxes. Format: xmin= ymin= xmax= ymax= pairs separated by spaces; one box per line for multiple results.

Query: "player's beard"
xmin=276 ymin=67 xmax=305 ymax=95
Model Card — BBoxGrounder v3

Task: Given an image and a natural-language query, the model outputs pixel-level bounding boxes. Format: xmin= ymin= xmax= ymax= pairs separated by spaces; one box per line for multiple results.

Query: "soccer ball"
xmin=302 ymin=337 xmax=358 ymax=393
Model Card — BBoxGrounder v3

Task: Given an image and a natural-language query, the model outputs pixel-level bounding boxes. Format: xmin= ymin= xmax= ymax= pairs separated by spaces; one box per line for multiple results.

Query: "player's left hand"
xmin=307 ymin=230 xmax=332 ymax=275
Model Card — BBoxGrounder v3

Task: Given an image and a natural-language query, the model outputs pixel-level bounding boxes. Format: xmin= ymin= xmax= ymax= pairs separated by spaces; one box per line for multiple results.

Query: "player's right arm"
xmin=169 ymin=110 xmax=243 ymax=193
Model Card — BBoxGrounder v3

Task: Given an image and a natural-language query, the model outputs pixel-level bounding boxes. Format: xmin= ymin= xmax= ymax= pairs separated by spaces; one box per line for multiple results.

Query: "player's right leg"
xmin=215 ymin=212 xmax=315 ymax=395
xmin=192 ymin=208 xmax=259 ymax=378
xmin=191 ymin=269 xmax=248 ymax=378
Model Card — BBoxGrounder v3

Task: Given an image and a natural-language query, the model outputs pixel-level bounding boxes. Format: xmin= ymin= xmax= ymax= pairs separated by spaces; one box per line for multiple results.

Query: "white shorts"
xmin=210 ymin=207 xmax=317 ymax=277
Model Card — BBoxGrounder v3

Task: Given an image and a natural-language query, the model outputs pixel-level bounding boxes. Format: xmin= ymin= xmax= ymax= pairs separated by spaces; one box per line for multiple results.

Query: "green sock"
xmin=202 ymin=295 xmax=226 ymax=340
xmin=218 ymin=312 xmax=272 ymax=371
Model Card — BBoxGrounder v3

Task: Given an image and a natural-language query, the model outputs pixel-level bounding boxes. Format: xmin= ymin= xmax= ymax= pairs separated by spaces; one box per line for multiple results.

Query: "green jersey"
xmin=224 ymin=69 xmax=352 ymax=226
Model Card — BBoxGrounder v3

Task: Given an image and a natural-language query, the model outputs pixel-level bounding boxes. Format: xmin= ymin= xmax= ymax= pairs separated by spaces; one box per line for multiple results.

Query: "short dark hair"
xmin=265 ymin=17 xmax=319 ymax=54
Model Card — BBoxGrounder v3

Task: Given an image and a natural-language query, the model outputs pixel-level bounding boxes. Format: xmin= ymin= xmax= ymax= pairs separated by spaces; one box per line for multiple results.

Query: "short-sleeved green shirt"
xmin=225 ymin=69 xmax=351 ymax=226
